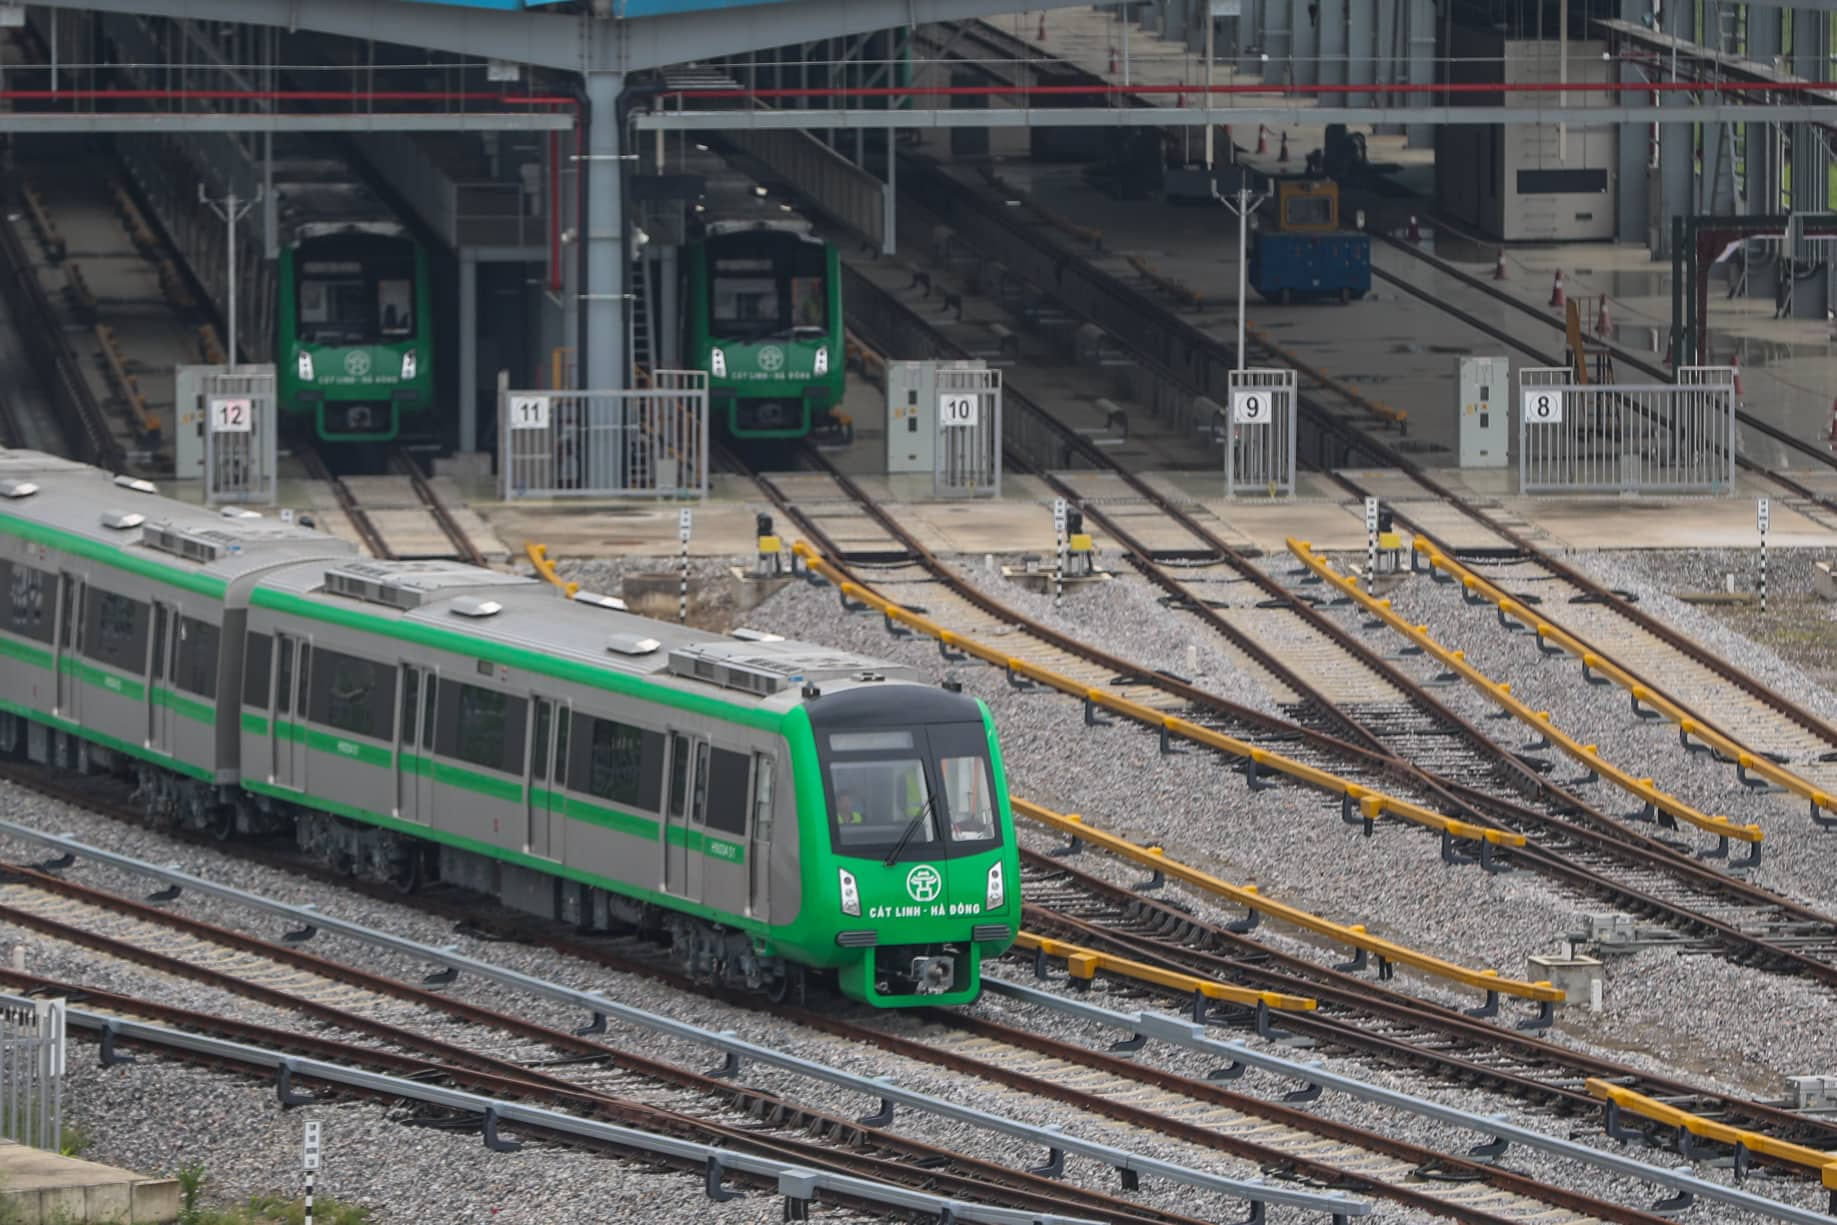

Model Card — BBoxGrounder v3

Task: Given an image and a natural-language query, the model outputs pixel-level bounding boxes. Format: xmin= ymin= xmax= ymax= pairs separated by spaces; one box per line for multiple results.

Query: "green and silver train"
xmin=685 ymin=221 xmax=845 ymax=441
xmin=0 ymin=451 xmax=1017 ymax=1006
xmin=273 ymin=162 xmax=434 ymax=444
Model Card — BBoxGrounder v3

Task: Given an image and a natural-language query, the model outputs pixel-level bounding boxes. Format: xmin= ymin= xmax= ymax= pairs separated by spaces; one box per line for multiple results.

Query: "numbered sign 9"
xmin=1230 ymin=388 xmax=1271 ymax=426
xmin=509 ymin=395 xmax=551 ymax=431
xmin=209 ymin=397 xmax=253 ymax=434
xmin=1520 ymin=387 xmax=1564 ymax=425
xmin=938 ymin=393 xmax=979 ymax=428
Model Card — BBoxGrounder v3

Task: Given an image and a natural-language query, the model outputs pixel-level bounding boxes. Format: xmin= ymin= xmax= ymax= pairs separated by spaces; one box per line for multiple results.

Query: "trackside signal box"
xmin=1457 ymin=355 xmax=1510 ymax=468
xmin=886 ymin=359 xmax=990 ymax=475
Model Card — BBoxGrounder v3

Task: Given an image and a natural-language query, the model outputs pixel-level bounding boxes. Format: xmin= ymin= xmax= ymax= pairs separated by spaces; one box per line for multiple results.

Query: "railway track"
xmin=296 ymin=445 xmax=483 ymax=564
xmin=0 ymin=770 xmax=1678 ymax=1225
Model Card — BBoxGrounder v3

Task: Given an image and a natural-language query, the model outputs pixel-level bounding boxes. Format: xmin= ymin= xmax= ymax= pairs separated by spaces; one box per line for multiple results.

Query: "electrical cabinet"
xmin=1458 ymin=356 xmax=1509 ymax=468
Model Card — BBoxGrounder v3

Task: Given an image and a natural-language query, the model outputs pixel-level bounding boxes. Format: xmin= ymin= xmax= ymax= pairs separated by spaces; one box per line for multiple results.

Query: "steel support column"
xmin=1318 ymin=0 xmax=1347 ymax=87
xmin=460 ymin=251 xmax=479 ymax=452
xmin=1615 ymin=0 xmax=1650 ymax=244
xmin=1745 ymin=7 xmax=1783 ymax=217
xmin=1655 ymin=0 xmax=1694 ymax=258
xmin=1789 ymin=4 xmax=1832 ymax=317
xmin=1291 ymin=0 xmax=1318 ymax=86
xmin=1402 ymin=0 xmax=1434 ymax=147
xmin=583 ymin=71 xmax=627 ymax=392
xmin=1345 ymin=0 xmax=1375 ymax=106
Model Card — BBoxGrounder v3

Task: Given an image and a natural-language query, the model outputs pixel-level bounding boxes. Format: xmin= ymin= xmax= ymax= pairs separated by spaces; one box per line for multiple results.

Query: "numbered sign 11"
xmin=209 ymin=397 xmax=253 ymax=434
xmin=938 ymin=393 xmax=979 ymax=428
xmin=509 ymin=395 xmax=551 ymax=431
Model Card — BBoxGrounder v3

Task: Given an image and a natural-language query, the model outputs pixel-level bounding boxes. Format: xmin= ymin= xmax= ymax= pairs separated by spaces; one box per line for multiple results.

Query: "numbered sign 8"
xmin=938 ymin=393 xmax=979 ymax=428
xmin=509 ymin=395 xmax=551 ymax=431
xmin=1520 ymin=388 xmax=1564 ymax=425
xmin=1230 ymin=389 xmax=1271 ymax=425
xmin=209 ymin=397 xmax=253 ymax=434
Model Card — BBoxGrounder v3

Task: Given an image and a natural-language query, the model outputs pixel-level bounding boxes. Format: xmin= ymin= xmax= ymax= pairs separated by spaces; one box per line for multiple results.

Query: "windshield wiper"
xmin=883 ymin=792 xmax=940 ymax=866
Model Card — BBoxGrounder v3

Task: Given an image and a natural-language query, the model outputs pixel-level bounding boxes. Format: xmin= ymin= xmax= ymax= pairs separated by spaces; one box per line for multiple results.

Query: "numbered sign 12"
xmin=209 ymin=397 xmax=253 ymax=434
xmin=938 ymin=393 xmax=979 ymax=428
xmin=509 ymin=395 xmax=551 ymax=431
xmin=1230 ymin=389 xmax=1271 ymax=425
xmin=1520 ymin=388 xmax=1564 ymax=425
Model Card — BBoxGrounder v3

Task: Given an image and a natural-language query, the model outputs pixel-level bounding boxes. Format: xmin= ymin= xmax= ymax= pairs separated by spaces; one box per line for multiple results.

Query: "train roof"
xmin=272 ymin=157 xmax=407 ymax=246
xmin=255 ymin=557 xmax=921 ymax=714
xmin=0 ymin=452 xmax=355 ymax=586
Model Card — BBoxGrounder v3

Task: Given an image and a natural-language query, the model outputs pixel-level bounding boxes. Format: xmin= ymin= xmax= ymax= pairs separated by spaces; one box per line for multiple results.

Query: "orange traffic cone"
xmin=1595 ymin=295 xmax=1614 ymax=338
xmin=1548 ymin=270 xmax=1565 ymax=309
xmin=1256 ymin=124 xmax=1268 ymax=155
xmin=1493 ymin=252 xmax=1509 ymax=280
xmin=1407 ymin=215 xmax=1422 ymax=243
xmin=1278 ymin=131 xmax=1289 ymax=162
xmin=1731 ymin=352 xmax=1742 ymax=396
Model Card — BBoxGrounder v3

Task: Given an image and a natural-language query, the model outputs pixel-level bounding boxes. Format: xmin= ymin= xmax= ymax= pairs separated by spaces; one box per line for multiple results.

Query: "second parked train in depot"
xmin=0 ymin=450 xmax=1017 ymax=1006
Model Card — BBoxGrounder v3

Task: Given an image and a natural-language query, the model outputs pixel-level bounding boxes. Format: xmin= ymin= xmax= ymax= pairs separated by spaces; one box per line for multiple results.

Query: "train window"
xmin=82 ymin=588 xmax=148 ymax=672
xmin=751 ymin=754 xmax=775 ymax=844
xmin=436 ymin=680 xmax=527 ymax=776
xmin=703 ymin=748 xmax=752 ymax=837
xmin=554 ymin=710 xmax=570 ymax=786
xmin=151 ymin=607 xmax=169 ymax=681
xmin=532 ymin=702 xmax=551 ymax=783
xmin=829 ymin=732 xmax=913 ymax=752
xmin=308 ymin=647 xmax=396 ymax=742
xmin=242 ymin=634 xmax=272 ymax=709
xmin=174 ymin=617 xmax=221 ymax=698
xmin=667 ymin=733 xmax=689 ymax=820
xmin=400 ymin=668 xmax=420 ymax=742
xmin=276 ymin=639 xmax=295 ymax=715
xmin=421 ymin=676 xmax=436 ymax=751
xmin=0 ymin=563 xmax=55 ymax=644
xmin=829 ymin=758 xmax=934 ymax=850
xmin=1284 ymin=194 xmax=1334 ymax=228
xmin=573 ymin=716 xmax=664 ymax=811
xmin=379 ymin=280 xmax=413 ymax=337
xmin=927 ymin=723 xmax=1003 ymax=849
xmin=691 ymin=741 xmax=710 ymax=826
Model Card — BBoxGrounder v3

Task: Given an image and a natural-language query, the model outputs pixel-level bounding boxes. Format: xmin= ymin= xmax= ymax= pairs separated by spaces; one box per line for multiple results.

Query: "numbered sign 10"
xmin=1521 ymin=388 xmax=1564 ymax=425
xmin=209 ymin=397 xmax=253 ymax=434
xmin=1230 ymin=389 xmax=1271 ymax=425
xmin=509 ymin=395 xmax=551 ymax=431
xmin=938 ymin=393 xmax=979 ymax=428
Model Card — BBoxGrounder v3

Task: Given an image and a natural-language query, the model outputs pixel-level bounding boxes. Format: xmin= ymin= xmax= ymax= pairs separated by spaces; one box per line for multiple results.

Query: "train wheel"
xmin=765 ymin=965 xmax=805 ymax=1007
xmin=209 ymin=804 xmax=236 ymax=842
xmin=391 ymin=846 xmax=425 ymax=895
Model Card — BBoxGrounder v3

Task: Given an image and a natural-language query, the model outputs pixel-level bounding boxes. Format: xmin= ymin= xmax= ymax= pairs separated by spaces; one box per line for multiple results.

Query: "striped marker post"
xmin=1758 ymin=497 xmax=1769 ymax=615
xmin=678 ymin=508 xmax=693 ymax=625
xmin=1364 ymin=497 xmax=1378 ymax=595
xmin=1053 ymin=497 xmax=1067 ymax=611
xmin=302 ymin=1120 xmax=320 ymax=1225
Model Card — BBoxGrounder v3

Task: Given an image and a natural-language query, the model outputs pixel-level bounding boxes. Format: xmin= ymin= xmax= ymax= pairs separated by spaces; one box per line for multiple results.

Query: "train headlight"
xmin=838 ymin=868 xmax=860 ymax=917
xmin=400 ymin=350 xmax=417 ymax=380
xmin=296 ymin=350 xmax=314 ymax=381
xmin=985 ymin=862 xmax=1005 ymax=911
xmin=710 ymin=347 xmax=727 ymax=378
xmin=812 ymin=346 xmax=829 ymax=376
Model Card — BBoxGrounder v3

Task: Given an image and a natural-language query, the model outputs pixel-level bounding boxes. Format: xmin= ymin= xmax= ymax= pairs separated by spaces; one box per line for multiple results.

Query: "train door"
xmin=526 ymin=698 xmax=567 ymax=860
xmin=146 ymin=602 xmax=174 ymax=755
xmin=748 ymin=752 xmax=775 ymax=920
xmin=271 ymin=634 xmax=309 ymax=789
xmin=54 ymin=574 xmax=83 ymax=721
xmin=663 ymin=731 xmax=703 ymax=902
xmin=416 ymin=669 xmax=437 ymax=820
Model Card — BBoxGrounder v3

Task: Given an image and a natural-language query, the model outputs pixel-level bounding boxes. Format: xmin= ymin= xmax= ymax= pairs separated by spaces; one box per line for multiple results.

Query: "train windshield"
xmin=823 ymin=726 xmax=1000 ymax=858
xmin=296 ymin=238 xmax=417 ymax=346
xmin=708 ymin=236 xmax=828 ymax=342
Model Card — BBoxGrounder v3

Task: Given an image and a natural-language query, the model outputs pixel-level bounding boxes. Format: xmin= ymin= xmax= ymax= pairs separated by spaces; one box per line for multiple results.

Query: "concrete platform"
xmin=0 ymin=1139 xmax=179 ymax=1224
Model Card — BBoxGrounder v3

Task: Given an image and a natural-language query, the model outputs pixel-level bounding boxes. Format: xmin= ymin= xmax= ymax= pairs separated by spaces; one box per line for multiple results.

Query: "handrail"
xmin=1412 ymin=538 xmax=1837 ymax=825
xmin=1287 ymin=540 xmax=1764 ymax=854
xmin=1015 ymin=797 xmax=1561 ymax=1004
xmin=1013 ymin=930 xmax=1319 ymax=1012
xmin=792 ymin=540 xmax=1524 ymax=850
xmin=1585 ymin=1079 xmax=1837 ymax=1188
xmin=0 ymin=820 xmax=1368 ymax=1220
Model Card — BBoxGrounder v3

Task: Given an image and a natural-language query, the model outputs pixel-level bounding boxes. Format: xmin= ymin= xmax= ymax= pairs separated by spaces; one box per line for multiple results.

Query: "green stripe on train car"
xmin=250 ymin=589 xmax=784 ymax=733
xmin=0 ymin=637 xmax=53 ymax=670
xmin=59 ymin=658 xmax=144 ymax=701
xmin=0 ymin=511 xmax=229 ymax=597
xmin=0 ymin=698 xmax=214 ymax=782
xmin=241 ymin=711 xmax=270 ymax=736
xmin=666 ymin=825 xmax=745 ymax=865
xmin=529 ymin=788 xmax=658 ymax=842
xmin=153 ymin=688 xmax=215 ymax=725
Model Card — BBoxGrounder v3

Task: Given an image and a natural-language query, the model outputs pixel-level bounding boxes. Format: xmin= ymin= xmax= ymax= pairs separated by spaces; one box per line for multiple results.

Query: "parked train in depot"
xmin=0 ymin=451 xmax=1017 ymax=1006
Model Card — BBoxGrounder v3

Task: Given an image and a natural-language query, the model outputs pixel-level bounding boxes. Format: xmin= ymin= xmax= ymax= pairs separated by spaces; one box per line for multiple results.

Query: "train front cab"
xmin=792 ymin=686 xmax=1021 ymax=1008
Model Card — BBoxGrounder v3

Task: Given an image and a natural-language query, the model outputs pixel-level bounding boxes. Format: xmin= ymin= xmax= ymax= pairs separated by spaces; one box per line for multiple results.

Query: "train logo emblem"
xmin=905 ymin=865 xmax=942 ymax=903
xmin=344 ymin=350 xmax=372 ymax=377
xmin=757 ymin=345 xmax=785 ymax=373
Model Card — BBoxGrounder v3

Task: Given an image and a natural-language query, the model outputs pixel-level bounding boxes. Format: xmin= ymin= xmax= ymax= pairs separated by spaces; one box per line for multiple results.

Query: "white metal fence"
xmin=1224 ymin=368 xmax=1297 ymax=497
xmin=1518 ymin=366 xmax=1737 ymax=494
xmin=0 ymin=993 xmax=65 ymax=1152
xmin=933 ymin=365 xmax=1002 ymax=498
xmin=498 ymin=370 xmax=709 ymax=501
xmin=201 ymin=365 xmax=278 ymax=506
